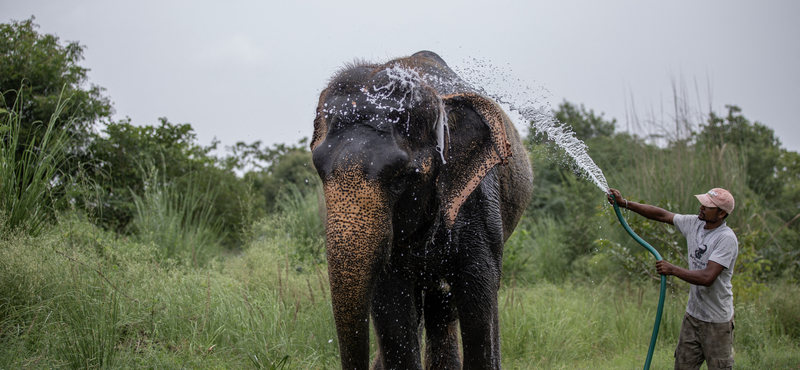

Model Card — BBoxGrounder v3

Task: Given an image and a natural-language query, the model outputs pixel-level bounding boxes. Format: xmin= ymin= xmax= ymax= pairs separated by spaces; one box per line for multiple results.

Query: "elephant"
xmin=310 ymin=50 xmax=533 ymax=370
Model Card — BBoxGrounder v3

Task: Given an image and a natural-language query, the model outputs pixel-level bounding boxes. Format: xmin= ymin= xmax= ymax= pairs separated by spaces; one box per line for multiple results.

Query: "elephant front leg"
xmin=371 ymin=272 xmax=423 ymax=370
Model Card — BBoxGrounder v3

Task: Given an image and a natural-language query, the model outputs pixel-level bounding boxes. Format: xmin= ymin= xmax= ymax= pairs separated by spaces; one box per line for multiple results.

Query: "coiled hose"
xmin=610 ymin=194 xmax=667 ymax=370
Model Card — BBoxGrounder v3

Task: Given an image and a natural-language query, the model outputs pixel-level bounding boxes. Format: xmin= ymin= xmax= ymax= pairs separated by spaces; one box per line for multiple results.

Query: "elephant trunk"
xmin=323 ymin=179 xmax=392 ymax=370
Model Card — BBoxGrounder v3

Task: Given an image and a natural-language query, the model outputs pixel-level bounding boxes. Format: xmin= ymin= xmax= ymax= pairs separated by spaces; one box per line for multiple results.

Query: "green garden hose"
xmin=610 ymin=194 xmax=667 ymax=370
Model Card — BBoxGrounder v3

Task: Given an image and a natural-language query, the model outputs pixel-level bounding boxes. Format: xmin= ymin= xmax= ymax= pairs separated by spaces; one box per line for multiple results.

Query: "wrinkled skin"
xmin=311 ymin=51 xmax=533 ymax=370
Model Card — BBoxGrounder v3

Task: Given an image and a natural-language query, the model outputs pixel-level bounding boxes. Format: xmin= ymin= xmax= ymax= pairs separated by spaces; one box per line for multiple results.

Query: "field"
xmin=1 ymin=195 xmax=798 ymax=369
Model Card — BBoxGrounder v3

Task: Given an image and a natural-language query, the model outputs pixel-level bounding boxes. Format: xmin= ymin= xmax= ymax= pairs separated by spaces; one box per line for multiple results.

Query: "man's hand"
xmin=607 ymin=188 xmax=625 ymax=207
xmin=656 ymin=260 xmax=677 ymax=276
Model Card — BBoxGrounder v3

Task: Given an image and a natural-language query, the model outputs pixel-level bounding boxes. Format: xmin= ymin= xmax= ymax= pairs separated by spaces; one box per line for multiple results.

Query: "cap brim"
xmin=694 ymin=194 xmax=717 ymax=208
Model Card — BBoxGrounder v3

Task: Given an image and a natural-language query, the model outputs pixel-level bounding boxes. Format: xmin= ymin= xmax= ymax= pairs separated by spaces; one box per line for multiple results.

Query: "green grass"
xmin=0 ymin=87 xmax=72 ymax=237
xmin=130 ymin=163 xmax=226 ymax=267
xmin=1 ymin=206 xmax=797 ymax=369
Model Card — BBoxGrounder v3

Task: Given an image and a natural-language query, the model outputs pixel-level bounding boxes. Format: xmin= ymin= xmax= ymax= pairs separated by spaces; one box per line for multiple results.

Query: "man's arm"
xmin=607 ymin=188 xmax=676 ymax=225
xmin=656 ymin=260 xmax=725 ymax=287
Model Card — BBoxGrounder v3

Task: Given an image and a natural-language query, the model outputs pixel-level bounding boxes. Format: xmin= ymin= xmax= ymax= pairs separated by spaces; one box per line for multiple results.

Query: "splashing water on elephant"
xmin=454 ymin=58 xmax=610 ymax=194
xmin=320 ymin=57 xmax=610 ymax=193
xmin=324 ymin=64 xmax=451 ymax=164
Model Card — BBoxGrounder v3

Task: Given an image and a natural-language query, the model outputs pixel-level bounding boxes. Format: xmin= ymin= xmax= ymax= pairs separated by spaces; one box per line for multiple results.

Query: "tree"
xmin=696 ymin=105 xmax=782 ymax=201
xmin=86 ymin=117 xmax=231 ymax=231
xmin=552 ymin=100 xmax=616 ymax=142
xmin=0 ymin=17 xmax=113 ymax=155
xmin=88 ymin=117 xmax=219 ymax=231
xmin=230 ymin=139 xmax=318 ymax=213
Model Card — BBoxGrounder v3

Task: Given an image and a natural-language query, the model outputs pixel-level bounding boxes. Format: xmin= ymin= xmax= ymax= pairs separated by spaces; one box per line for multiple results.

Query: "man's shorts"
xmin=674 ymin=312 xmax=735 ymax=370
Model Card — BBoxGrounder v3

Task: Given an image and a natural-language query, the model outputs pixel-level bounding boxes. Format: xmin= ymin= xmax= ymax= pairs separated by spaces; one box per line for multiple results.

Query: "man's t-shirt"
xmin=673 ymin=214 xmax=739 ymax=323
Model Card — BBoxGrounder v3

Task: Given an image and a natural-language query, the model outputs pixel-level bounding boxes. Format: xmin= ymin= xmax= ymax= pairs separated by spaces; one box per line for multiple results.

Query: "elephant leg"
xmin=423 ymin=283 xmax=461 ymax=370
xmin=453 ymin=264 xmax=502 ymax=370
xmin=371 ymin=272 xmax=423 ymax=370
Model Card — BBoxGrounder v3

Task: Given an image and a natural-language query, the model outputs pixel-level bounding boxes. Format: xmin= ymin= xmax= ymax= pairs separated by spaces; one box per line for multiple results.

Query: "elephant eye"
xmin=327 ymin=115 xmax=345 ymax=133
xmin=388 ymin=176 xmax=407 ymax=196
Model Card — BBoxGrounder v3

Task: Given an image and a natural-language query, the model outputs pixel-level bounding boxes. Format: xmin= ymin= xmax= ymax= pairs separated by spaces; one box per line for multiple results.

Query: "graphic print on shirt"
xmin=690 ymin=244 xmax=709 ymax=270
xmin=694 ymin=244 xmax=708 ymax=259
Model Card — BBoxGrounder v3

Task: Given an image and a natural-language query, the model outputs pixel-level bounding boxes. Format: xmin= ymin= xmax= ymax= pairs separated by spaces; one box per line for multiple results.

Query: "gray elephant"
xmin=311 ymin=50 xmax=533 ymax=370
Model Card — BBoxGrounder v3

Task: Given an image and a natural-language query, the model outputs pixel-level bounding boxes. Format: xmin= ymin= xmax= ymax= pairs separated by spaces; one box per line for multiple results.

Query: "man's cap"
xmin=695 ymin=188 xmax=735 ymax=214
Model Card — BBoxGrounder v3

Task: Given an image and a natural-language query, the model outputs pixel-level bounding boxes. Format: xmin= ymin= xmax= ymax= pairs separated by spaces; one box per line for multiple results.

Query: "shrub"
xmin=130 ymin=165 xmax=225 ymax=267
xmin=0 ymin=87 xmax=72 ymax=236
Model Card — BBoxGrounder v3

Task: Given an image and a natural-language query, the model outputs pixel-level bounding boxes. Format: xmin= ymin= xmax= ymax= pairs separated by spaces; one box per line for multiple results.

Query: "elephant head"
xmin=311 ymin=51 xmax=529 ymax=369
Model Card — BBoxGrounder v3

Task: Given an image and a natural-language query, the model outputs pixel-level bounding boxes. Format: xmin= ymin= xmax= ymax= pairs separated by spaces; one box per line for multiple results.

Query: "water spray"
xmin=609 ymin=192 xmax=667 ymax=370
xmin=457 ymin=57 xmax=667 ymax=369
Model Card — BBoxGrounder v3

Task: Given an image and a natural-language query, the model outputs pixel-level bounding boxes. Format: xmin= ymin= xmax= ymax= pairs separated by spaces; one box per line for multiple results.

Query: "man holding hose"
xmin=607 ymin=188 xmax=738 ymax=370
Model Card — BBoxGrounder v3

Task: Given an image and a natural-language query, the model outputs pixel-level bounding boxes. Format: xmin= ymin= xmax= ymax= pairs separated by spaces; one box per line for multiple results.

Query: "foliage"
xmin=234 ymin=139 xmax=319 ymax=214
xmin=2 ymin=214 xmax=797 ymax=369
xmin=0 ymin=17 xmax=113 ymax=173
xmin=130 ymin=165 xmax=225 ymax=267
xmin=696 ymin=105 xmax=783 ymax=200
xmin=0 ymin=19 xmax=321 ymax=249
xmin=552 ymin=100 xmax=616 ymax=141
xmin=58 ymin=287 xmax=122 ymax=369
xmin=87 ymin=117 xmax=219 ymax=231
xmin=86 ymin=120 xmax=317 ymax=248
xmin=0 ymin=200 xmax=336 ymax=369
xmin=693 ymin=105 xmax=800 ymax=279
xmin=504 ymin=218 xmax=571 ymax=284
xmin=730 ymin=229 xmax=772 ymax=301
xmin=600 ymin=141 xmax=759 ymax=285
xmin=0 ymin=86 xmax=71 ymax=236
xmin=518 ymin=95 xmax=800 ymax=298
xmin=519 ymin=100 xmax=625 ymax=284
xmin=777 ymin=150 xmax=800 ymax=210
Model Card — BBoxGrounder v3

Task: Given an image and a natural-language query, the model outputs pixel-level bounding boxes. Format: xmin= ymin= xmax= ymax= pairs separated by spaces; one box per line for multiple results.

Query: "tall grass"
xmin=130 ymin=164 xmax=225 ymax=267
xmin=0 ymin=87 xmax=72 ymax=236
xmin=498 ymin=281 xmax=685 ymax=368
xmin=1 ymin=186 xmax=797 ymax=369
xmin=504 ymin=217 xmax=571 ymax=284
xmin=609 ymin=116 xmax=779 ymax=305
xmin=605 ymin=142 xmax=752 ymax=226
xmin=273 ymin=182 xmax=325 ymax=264
xmin=0 ymin=185 xmax=338 ymax=369
xmin=58 ymin=288 xmax=121 ymax=369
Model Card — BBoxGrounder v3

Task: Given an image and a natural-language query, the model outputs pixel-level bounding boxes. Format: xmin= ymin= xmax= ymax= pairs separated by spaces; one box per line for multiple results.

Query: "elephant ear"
xmin=438 ymin=93 xmax=513 ymax=228
xmin=310 ymin=88 xmax=330 ymax=151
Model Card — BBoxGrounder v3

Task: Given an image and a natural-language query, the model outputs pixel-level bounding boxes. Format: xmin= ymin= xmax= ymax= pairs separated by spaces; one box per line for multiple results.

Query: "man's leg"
xmin=674 ymin=313 xmax=705 ymax=370
xmin=700 ymin=318 xmax=735 ymax=370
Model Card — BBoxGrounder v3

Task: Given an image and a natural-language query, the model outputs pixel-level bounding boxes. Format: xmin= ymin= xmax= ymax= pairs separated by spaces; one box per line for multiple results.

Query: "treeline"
xmin=3 ymin=17 xmax=799 ymax=283
xmin=512 ymin=99 xmax=800 ymax=293
xmin=1 ymin=18 xmax=318 ymax=252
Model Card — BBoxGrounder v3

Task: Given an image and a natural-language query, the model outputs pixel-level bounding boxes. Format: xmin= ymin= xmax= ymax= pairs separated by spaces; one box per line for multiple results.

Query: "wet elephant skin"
xmin=311 ymin=51 xmax=533 ymax=370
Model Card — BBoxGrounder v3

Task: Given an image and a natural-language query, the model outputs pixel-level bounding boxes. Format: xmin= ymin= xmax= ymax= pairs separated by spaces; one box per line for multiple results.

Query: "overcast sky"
xmin=4 ymin=0 xmax=799 ymax=156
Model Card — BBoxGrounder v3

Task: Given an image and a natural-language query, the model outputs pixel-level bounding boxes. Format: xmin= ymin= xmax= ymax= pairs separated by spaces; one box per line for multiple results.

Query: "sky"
xmin=4 ymin=0 xmax=799 ymax=155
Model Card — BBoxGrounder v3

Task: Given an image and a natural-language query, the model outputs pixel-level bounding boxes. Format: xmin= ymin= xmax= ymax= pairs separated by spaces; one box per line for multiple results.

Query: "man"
xmin=607 ymin=188 xmax=738 ymax=370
